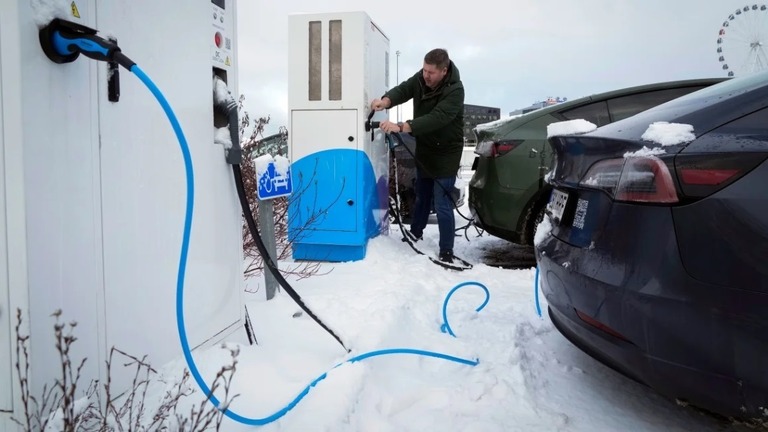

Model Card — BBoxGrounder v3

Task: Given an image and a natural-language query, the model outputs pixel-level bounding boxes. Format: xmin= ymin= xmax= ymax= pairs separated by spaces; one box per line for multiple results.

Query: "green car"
xmin=468 ymin=77 xmax=728 ymax=245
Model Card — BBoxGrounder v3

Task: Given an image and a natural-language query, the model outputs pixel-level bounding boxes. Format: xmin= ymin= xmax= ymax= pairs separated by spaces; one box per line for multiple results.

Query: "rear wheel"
xmin=524 ymin=198 xmax=548 ymax=246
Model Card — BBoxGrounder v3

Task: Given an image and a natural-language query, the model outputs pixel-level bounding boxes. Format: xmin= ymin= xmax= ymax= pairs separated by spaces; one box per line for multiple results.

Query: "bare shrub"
xmin=237 ymin=96 xmax=332 ymax=287
xmin=13 ymin=309 xmax=238 ymax=431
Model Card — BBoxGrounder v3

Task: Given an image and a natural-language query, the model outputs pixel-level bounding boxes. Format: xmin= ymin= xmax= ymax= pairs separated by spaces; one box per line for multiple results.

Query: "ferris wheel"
xmin=717 ymin=4 xmax=768 ymax=77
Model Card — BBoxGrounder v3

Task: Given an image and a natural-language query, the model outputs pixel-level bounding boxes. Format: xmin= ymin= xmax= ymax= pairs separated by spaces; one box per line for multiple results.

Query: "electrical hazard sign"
xmin=71 ymin=1 xmax=80 ymax=18
xmin=211 ymin=47 xmax=233 ymax=68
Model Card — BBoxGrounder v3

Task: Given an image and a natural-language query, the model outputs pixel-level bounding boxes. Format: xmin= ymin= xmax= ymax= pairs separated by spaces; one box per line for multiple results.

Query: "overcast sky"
xmin=236 ymin=0 xmax=761 ymax=136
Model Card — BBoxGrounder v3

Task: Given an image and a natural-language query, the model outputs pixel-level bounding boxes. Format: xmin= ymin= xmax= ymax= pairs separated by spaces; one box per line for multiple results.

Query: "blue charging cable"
xmin=440 ymin=281 xmax=490 ymax=337
xmin=142 ymin=65 xmax=490 ymax=426
xmin=40 ymin=20 xmax=489 ymax=426
xmin=534 ymin=266 xmax=542 ymax=317
xmin=133 ymin=60 xmax=484 ymax=426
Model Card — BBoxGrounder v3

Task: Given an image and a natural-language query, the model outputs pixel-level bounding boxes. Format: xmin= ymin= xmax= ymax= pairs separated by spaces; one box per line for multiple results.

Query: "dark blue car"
xmin=536 ymin=70 xmax=768 ymax=420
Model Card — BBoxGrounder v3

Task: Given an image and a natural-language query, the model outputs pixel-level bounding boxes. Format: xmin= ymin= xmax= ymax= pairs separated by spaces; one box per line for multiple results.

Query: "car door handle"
xmin=529 ymin=148 xmax=538 ymax=158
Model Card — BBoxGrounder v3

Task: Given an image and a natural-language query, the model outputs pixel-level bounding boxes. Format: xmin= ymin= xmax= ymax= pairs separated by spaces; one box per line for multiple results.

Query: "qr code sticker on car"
xmin=572 ymin=198 xmax=589 ymax=229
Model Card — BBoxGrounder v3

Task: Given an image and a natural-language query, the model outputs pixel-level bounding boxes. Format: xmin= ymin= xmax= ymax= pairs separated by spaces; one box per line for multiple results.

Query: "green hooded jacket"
xmin=383 ymin=61 xmax=465 ymax=178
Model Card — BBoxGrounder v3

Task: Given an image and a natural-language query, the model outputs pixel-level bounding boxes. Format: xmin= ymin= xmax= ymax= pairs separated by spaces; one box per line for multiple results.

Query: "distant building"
xmin=464 ymin=104 xmax=501 ymax=144
xmin=509 ymin=96 xmax=568 ymax=116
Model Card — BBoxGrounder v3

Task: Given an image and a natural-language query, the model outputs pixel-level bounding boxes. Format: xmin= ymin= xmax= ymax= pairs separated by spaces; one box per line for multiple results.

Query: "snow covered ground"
xmin=177 ymin=229 xmax=753 ymax=431
xmin=162 ymin=177 xmax=755 ymax=432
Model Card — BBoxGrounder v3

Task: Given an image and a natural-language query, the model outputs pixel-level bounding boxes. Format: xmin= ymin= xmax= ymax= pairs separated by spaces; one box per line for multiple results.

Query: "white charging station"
xmin=0 ymin=0 xmax=244 ymax=427
xmin=287 ymin=11 xmax=391 ymax=262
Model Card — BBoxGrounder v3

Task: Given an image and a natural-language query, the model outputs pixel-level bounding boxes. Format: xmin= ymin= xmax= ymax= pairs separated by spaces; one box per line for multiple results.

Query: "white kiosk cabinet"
xmin=0 ymin=0 xmax=245 ymax=428
xmin=287 ymin=11 xmax=391 ymax=262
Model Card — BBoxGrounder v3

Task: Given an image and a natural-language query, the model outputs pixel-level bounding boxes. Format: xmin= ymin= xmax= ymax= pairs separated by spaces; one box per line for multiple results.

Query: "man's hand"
xmin=370 ymin=97 xmax=391 ymax=111
xmin=378 ymin=120 xmax=401 ymax=133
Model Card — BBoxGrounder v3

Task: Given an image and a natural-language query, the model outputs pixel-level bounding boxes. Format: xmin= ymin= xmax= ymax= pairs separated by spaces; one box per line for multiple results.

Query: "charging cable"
xmin=39 ymin=19 xmax=488 ymax=425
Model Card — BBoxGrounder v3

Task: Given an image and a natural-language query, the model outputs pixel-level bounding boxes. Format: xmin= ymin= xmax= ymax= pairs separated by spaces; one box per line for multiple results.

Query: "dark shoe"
xmin=403 ymin=230 xmax=422 ymax=243
xmin=439 ymin=250 xmax=454 ymax=263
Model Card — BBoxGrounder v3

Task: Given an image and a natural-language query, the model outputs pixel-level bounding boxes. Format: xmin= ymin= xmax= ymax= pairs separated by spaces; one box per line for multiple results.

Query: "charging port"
xmin=213 ymin=67 xmax=229 ymax=128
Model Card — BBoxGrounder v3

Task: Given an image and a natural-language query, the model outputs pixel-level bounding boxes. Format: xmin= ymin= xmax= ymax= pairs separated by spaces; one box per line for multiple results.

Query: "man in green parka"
xmin=371 ymin=48 xmax=465 ymax=263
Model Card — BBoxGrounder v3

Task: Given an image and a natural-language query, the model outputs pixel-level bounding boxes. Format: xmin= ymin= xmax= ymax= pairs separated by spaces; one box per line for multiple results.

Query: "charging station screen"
xmin=212 ymin=0 xmax=225 ymax=9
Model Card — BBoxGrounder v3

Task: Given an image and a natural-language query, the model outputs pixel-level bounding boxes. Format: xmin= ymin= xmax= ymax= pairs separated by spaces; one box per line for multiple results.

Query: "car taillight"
xmin=579 ymin=159 xmax=623 ymax=195
xmin=674 ymin=152 xmax=767 ymax=198
xmin=580 ymin=156 xmax=678 ymax=203
xmin=474 ymin=139 xmax=522 ymax=158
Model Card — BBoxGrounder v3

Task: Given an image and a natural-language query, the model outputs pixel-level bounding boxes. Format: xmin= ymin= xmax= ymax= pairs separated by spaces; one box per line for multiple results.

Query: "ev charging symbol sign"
xmin=256 ymin=156 xmax=293 ymax=200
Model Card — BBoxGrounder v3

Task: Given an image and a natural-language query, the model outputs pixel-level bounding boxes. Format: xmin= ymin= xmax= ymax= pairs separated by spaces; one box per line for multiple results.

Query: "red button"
xmin=215 ymin=32 xmax=223 ymax=48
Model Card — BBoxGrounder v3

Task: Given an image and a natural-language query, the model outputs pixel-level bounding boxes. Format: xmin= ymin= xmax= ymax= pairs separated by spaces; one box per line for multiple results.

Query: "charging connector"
xmin=213 ymin=75 xmax=243 ymax=165
xmin=39 ymin=18 xmax=135 ymax=70
xmin=364 ymin=110 xmax=381 ymax=141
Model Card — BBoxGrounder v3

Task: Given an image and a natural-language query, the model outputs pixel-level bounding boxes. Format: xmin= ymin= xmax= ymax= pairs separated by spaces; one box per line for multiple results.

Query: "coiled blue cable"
xmin=130 ymin=65 xmax=483 ymax=426
xmin=440 ymin=281 xmax=490 ymax=337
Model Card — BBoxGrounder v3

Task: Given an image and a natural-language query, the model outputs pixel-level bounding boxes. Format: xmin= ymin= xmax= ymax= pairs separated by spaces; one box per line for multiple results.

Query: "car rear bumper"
xmin=468 ymin=182 xmax=530 ymax=243
xmin=469 ymin=192 xmax=521 ymax=243
xmin=536 ymin=203 xmax=768 ymax=419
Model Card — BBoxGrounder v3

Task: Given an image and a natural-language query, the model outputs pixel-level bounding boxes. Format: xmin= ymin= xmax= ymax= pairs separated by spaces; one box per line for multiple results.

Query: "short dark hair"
xmin=424 ymin=48 xmax=450 ymax=70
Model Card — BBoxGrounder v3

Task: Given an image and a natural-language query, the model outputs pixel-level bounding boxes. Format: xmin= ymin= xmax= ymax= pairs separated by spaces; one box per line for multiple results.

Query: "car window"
xmin=559 ymin=101 xmax=610 ymax=127
xmin=607 ymin=87 xmax=708 ymax=122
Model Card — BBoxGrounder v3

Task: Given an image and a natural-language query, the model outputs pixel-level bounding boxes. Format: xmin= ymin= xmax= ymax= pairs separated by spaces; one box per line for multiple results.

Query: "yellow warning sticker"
xmin=71 ymin=1 xmax=80 ymax=18
xmin=225 ymin=56 xmax=231 ymax=66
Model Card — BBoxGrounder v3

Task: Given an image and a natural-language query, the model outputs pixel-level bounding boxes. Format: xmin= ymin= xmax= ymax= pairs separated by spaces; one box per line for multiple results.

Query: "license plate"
xmin=548 ymin=188 xmax=569 ymax=221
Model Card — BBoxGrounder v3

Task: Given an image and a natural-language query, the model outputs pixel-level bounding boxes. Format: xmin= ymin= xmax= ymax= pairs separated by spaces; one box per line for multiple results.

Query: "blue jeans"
xmin=410 ymin=169 xmax=456 ymax=253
